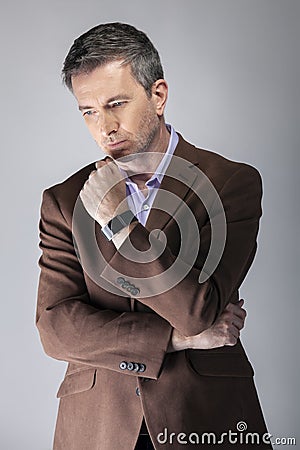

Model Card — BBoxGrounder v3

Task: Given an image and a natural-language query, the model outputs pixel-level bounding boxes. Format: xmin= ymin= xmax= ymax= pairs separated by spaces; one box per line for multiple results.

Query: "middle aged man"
xmin=36 ymin=23 xmax=272 ymax=449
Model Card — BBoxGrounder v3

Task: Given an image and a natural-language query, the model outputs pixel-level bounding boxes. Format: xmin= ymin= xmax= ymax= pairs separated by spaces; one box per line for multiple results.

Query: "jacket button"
xmin=138 ymin=363 xmax=146 ymax=373
xmin=119 ymin=361 xmax=127 ymax=370
xmin=136 ymin=387 xmax=140 ymax=396
xmin=127 ymin=362 xmax=135 ymax=371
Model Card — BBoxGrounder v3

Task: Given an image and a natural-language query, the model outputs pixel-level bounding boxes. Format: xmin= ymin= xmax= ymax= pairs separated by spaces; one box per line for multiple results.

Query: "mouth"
xmin=106 ymin=140 xmax=127 ymax=150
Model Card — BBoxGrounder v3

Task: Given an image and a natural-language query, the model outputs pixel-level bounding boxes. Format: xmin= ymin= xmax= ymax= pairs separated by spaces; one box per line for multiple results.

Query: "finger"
xmin=228 ymin=303 xmax=247 ymax=320
xmin=226 ymin=321 xmax=240 ymax=339
xmin=234 ymin=307 xmax=247 ymax=321
xmin=95 ymin=160 xmax=105 ymax=169
xmin=95 ymin=157 xmax=111 ymax=169
xmin=88 ymin=169 xmax=97 ymax=179
xmin=225 ymin=333 xmax=238 ymax=346
xmin=219 ymin=309 xmax=245 ymax=326
xmin=226 ymin=299 xmax=244 ymax=311
xmin=230 ymin=325 xmax=240 ymax=340
xmin=232 ymin=316 xmax=245 ymax=330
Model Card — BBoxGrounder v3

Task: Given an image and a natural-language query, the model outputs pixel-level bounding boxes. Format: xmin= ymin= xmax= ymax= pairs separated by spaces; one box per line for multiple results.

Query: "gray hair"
xmin=62 ymin=22 xmax=164 ymax=97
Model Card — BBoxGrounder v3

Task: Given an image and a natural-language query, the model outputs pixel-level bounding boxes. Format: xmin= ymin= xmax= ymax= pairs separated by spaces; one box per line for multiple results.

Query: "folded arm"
xmin=99 ymin=164 xmax=262 ymax=336
xmin=36 ymin=189 xmax=172 ymax=380
xmin=36 ymin=163 xmax=260 ymax=377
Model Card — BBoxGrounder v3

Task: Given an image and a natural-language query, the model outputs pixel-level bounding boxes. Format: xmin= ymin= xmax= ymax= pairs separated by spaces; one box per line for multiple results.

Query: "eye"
xmin=83 ymin=110 xmax=95 ymax=117
xmin=110 ymin=101 xmax=126 ymax=108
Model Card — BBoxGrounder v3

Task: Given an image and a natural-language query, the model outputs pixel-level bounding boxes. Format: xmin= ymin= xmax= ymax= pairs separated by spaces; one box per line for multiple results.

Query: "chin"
xmin=100 ymin=146 xmax=126 ymax=158
xmin=110 ymin=150 xmax=134 ymax=161
xmin=107 ymin=146 xmax=138 ymax=161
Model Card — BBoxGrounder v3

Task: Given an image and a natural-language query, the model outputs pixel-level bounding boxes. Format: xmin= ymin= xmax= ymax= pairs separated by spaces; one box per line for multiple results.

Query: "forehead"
xmin=71 ymin=61 xmax=142 ymax=103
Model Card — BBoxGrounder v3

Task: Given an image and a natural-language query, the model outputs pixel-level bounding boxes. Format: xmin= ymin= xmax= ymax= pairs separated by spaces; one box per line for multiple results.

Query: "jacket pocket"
xmin=56 ymin=368 xmax=97 ymax=398
xmin=185 ymin=350 xmax=254 ymax=378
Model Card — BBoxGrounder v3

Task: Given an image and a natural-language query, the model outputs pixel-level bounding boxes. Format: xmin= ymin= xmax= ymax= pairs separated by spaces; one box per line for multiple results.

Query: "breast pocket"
xmin=56 ymin=368 xmax=97 ymax=398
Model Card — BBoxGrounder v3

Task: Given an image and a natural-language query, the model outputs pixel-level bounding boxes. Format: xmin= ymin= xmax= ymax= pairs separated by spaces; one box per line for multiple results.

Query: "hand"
xmin=168 ymin=299 xmax=247 ymax=352
xmin=80 ymin=158 xmax=128 ymax=227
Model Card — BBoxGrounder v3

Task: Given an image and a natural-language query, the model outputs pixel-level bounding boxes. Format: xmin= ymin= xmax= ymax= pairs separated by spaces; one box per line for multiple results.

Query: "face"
xmin=71 ymin=61 xmax=167 ymax=163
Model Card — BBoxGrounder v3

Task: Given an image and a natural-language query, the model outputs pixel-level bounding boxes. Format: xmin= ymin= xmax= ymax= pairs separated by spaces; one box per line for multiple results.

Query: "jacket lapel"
xmin=145 ymin=134 xmax=199 ymax=232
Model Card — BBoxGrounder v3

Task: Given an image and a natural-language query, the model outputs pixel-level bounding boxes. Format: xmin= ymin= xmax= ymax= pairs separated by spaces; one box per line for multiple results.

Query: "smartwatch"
xmin=101 ymin=210 xmax=138 ymax=241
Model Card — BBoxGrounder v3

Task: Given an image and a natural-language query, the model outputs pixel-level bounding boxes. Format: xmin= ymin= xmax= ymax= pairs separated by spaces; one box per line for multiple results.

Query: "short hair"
xmin=62 ymin=22 xmax=164 ymax=97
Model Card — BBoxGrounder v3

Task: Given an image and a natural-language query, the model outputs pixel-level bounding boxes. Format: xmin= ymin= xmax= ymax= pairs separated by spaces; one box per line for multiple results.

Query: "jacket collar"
xmin=145 ymin=133 xmax=199 ymax=232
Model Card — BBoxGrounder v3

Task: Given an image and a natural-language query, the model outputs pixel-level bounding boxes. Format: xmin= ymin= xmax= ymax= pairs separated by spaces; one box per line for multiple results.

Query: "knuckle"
xmin=222 ymin=322 xmax=229 ymax=332
xmin=228 ymin=337 xmax=237 ymax=346
xmin=222 ymin=311 xmax=231 ymax=321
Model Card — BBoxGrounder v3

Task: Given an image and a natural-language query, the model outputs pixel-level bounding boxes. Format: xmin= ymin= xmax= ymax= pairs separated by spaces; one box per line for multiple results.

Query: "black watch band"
xmin=101 ymin=210 xmax=138 ymax=241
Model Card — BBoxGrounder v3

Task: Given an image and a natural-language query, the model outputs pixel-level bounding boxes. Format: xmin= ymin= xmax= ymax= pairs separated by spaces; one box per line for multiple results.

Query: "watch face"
xmin=110 ymin=210 xmax=135 ymax=234
xmin=110 ymin=215 xmax=124 ymax=234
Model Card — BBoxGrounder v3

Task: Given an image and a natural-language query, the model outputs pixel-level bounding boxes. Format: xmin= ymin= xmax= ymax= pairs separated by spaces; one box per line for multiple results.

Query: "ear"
xmin=151 ymin=79 xmax=168 ymax=116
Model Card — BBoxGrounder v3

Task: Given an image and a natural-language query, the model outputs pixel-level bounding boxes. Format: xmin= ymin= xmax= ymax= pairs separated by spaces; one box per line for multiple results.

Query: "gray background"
xmin=1 ymin=0 xmax=299 ymax=449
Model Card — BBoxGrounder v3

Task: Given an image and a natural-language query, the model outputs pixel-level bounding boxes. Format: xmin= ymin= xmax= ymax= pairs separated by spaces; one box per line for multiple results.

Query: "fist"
xmin=192 ymin=299 xmax=247 ymax=349
xmin=169 ymin=299 xmax=247 ymax=352
xmin=80 ymin=158 xmax=128 ymax=226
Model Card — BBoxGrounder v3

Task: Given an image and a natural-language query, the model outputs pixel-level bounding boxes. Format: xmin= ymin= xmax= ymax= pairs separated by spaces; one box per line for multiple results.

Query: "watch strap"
xmin=101 ymin=210 xmax=138 ymax=241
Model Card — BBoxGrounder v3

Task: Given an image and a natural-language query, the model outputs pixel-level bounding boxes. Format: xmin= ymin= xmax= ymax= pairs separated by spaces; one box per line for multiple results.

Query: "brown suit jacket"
xmin=36 ymin=134 xmax=271 ymax=449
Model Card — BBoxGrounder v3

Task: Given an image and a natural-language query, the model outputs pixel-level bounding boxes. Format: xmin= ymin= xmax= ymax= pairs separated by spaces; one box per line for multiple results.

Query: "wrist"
xmin=170 ymin=329 xmax=193 ymax=352
xmin=101 ymin=209 xmax=138 ymax=241
xmin=112 ymin=221 xmax=138 ymax=249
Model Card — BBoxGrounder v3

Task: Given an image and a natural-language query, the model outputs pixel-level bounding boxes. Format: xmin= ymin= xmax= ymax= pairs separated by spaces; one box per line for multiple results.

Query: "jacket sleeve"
xmin=100 ymin=164 xmax=263 ymax=337
xmin=36 ymin=189 xmax=172 ymax=380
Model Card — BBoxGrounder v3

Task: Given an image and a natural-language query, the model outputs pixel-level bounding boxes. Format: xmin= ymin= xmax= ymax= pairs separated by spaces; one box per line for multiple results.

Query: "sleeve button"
xmin=138 ymin=364 xmax=146 ymax=373
xmin=127 ymin=362 xmax=135 ymax=371
xmin=133 ymin=363 xmax=140 ymax=372
xmin=119 ymin=361 xmax=127 ymax=370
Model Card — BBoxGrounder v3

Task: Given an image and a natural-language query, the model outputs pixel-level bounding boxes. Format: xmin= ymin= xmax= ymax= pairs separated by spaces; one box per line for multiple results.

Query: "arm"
xmin=98 ymin=164 xmax=262 ymax=336
xmin=36 ymin=187 xmax=247 ymax=377
xmin=36 ymin=189 xmax=172 ymax=380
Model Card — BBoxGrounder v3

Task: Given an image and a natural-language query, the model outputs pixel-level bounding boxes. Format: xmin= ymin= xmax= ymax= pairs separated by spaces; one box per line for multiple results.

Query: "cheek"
xmin=138 ymin=105 xmax=158 ymax=130
xmin=119 ymin=114 xmax=139 ymax=135
xmin=122 ymin=101 xmax=154 ymax=131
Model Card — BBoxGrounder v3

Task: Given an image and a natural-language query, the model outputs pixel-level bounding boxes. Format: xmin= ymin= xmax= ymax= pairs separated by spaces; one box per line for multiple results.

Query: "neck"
xmin=126 ymin=119 xmax=170 ymax=183
xmin=149 ymin=119 xmax=171 ymax=155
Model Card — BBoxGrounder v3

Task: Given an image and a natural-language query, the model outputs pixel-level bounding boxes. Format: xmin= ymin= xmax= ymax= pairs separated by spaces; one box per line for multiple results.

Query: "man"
xmin=36 ymin=23 xmax=272 ymax=449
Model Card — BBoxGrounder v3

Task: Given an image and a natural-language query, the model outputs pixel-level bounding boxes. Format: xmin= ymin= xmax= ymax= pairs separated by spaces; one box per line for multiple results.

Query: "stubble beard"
xmin=136 ymin=111 xmax=161 ymax=155
xmin=114 ymin=108 xmax=162 ymax=175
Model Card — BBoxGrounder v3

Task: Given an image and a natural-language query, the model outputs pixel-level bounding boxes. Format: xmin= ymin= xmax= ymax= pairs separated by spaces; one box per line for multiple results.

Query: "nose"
xmin=98 ymin=110 xmax=118 ymax=137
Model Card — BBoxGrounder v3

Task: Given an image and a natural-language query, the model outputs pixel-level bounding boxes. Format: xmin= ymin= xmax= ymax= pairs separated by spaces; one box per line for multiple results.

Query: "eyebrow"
xmin=78 ymin=94 xmax=132 ymax=111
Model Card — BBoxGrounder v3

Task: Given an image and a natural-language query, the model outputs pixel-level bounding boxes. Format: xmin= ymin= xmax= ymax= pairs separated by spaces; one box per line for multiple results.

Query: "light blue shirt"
xmin=119 ymin=124 xmax=179 ymax=226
